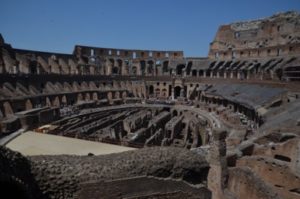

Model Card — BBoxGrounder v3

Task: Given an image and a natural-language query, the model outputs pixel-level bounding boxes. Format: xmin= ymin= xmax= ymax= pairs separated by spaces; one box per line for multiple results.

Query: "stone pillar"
xmin=270 ymin=70 xmax=274 ymax=80
xmin=246 ymin=71 xmax=250 ymax=79
xmin=208 ymin=129 xmax=228 ymax=199
xmin=237 ymin=71 xmax=241 ymax=79
xmin=217 ymin=71 xmax=220 ymax=78
xmin=224 ymin=71 xmax=227 ymax=79
xmin=210 ymin=72 xmax=213 ymax=78
xmin=203 ymin=70 xmax=207 ymax=78
xmin=230 ymin=71 xmax=234 ymax=79
xmin=171 ymin=87 xmax=175 ymax=100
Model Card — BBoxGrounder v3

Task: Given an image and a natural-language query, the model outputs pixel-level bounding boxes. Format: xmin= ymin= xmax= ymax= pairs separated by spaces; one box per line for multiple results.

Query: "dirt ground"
xmin=6 ymin=131 xmax=135 ymax=156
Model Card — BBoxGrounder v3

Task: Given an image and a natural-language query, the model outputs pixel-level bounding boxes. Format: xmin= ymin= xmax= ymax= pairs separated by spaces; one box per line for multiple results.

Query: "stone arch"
xmin=186 ymin=62 xmax=193 ymax=75
xmin=122 ymin=91 xmax=127 ymax=99
xmin=147 ymin=60 xmax=154 ymax=75
xmin=81 ymin=81 xmax=88 ymax=90
xmin=199 ymin=70 xmax=204 ymax=77
xmin=77 ymin=93 xmax=83 ymax=102
xmin=55 ymin=82 xmax=64 ymax=91
xmin=192 ymin=70 xmax=197 ymax=77
xmin=72 ymin=82 xmax=80 ymax=91
xmin=3 ymin=101 xmax=13 ymax=117
xmin=176 ymin=64 xmax=185 ymax=75
xmin=29 ymin=60 xmax=38 ymax=74
xmin=52 ymin=96 xmax=60 ymax=107
xmin=120 ymin=81 xmax=126 ymax=89
xmin=106 ymin=58 xmax=114 ymax=75
xmin=114 ymin=91 xmax=120 ymax=99
xmin=161 ymin=88 xmax=167 ymax=97
xmin=92 ymin=92 xmax=98 ymax=100
xmin=61 ymin=95 xmax=67 ymax=105
xmin=155 ymin=88 xmax=160 ymax=97
xmin=107 ymin=92 xmax=113 ymax=101
xmin=89 ymin=81 xmax=97 ymax=89
xmin=63 ymin=82 xmax=72 ymax=92
xmin=46 ymin=97 xmax=51 ymax=107
xmin=25 ymin=99 xmax=33 ymax=110
xmin=112 ymin=66 xmax=119 ymax=75
xmin=117 ymin=59 xmax=122 ymax=67
xmin=174 ymin=86 xmax=181 ymax=98
xmin=85 ymin=93 xmax=91 ymax=101
xmin=149 ymin=85 xmax=154 ymax=95
xmin=140 ymin=60 xmax=146 ymax=75
xmin=163 ymin=61 xmax=169 ymax=73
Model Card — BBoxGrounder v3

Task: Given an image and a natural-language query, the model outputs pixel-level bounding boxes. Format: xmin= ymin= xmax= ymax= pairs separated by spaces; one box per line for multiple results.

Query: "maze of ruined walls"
xmin=48 ymin=106 xmax=208 ymax=149
xmin=222 ymin=132 xmax=300 ymax=199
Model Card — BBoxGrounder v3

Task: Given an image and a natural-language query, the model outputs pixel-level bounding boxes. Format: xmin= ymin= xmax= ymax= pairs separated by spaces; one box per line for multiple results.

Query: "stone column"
xmin=183 ymin=69 xmax=186 ymax=77
xmin=237 ymin=71 xmax=241 ymax=79
xmin=203 ymin=70 xmax=207 ymax=78
xmin=230 ymin=71 xmax=234 ymax=79
xmin=208 ymin=129 xmax=228 ymax=199
xmin=217 ymin=71 xmax=220 ymax=78
xmin=224 ymin=71 xmax=227 ymax=79
xmin=171 ymin=87 xmax=175 ymax=100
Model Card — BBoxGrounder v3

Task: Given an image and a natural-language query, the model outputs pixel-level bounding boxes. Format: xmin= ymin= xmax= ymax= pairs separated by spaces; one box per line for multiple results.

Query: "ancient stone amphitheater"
xmin=0 ymin=11 xmax=300 ymax=199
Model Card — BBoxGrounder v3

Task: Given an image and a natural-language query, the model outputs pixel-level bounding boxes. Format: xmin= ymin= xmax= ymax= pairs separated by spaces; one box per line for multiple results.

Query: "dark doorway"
xmin=176 ymin=64 xmax=185 ymax=75
xmin=174 ymin=86 xmax=181 ymax=98
xmin=112 ymin=67 xmax=119 ymax=74
xmin=149 ymin=85 xmax=154 ymax=95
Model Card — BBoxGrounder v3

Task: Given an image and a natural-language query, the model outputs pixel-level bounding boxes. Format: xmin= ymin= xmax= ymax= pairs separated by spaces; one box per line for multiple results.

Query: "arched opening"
xmin=140 ymin=60 xmax=146 ymax=75
xmin=61 ymin=95 xmax=67 ymax=105
xmin=115 ymin=91 xmax=120 ymax=99
xmin=77 ymin=93 xmax=83 ymax=102
xmin=85 ymin=93 xmax=91 ymax=101
xmin=52 ymin=96 xmax=60 ymax=107
xmin=173 ymin=110 xmax=178 ymax=116
xmin=155 ymin=88 xmax=160 ymax=97
xmin=161 ymin=88 xmax=167 ymax=97
xmin=3 ymin=101 xmax=13 ymax=117
xmin=132 ymin=66 xmax=137 ymax=75
xmin=107 ymin=92 xmax=113 ymax=101
xmin=206 ymin=70 xmax=211 ymax=77
xmin=186 ymin=62 xmax=192 ymax=75
xmin=147 ymin=60 xmax=154 ymax=75
xmin=176 ymin=64 xmax=185 ymax=75
xmin=276 ymin=68 xmax=283 ymax=80
xmin=112 ymin=66 xmax=119 ymax=75
xmin=174 ymin=86 xmax=181 ymax=98
xmin=29 ymin=61 xmax=37 ymax=74
xmin=122 ymin=91 xmax=127 ymax=99
xmin=25 ymin=99 xmax=33 ymax=110
xmin=199 ymin=70 xmax=204 ymax=77
xmin=117 ymin=59 xmax=122 ymax=67
xmin=192 ymin=70 xmax=197 ymax=77
xmin=46 ymin=97 xmax=51 ymax=107
xmin=92 ymin=92 xmax=98 ymax=100
xmin=163 ymin=61 xmax=169 ymax=73
xmin=149 ymin=85 xmax=154 ymax=95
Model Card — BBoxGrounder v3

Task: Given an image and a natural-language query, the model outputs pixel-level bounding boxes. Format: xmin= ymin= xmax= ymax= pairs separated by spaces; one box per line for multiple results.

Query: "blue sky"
xmin=0 ymin=0 xmax=299 ymax=57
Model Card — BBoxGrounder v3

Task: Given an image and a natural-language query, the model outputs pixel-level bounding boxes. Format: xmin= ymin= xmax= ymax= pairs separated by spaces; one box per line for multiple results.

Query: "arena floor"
xmin=6 ymin=131 xmax=135 ymax=156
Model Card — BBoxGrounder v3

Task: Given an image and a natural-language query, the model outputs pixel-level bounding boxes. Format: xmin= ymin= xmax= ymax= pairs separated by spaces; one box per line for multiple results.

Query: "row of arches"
xmin=0 ymin=90 xmax=129 ymax=117
xmin=0 ymin=80 xmax=136 ymax=99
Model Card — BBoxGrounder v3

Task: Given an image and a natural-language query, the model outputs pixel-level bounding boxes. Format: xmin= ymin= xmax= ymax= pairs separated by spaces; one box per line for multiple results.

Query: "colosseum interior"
xmin=0 ymin=11 xmax=300 ymax=199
